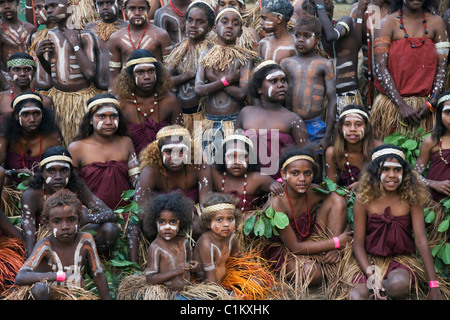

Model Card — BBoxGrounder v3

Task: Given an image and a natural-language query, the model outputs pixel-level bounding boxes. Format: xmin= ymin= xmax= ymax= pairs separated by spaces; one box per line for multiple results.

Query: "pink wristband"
xmin=56 ymin=271 xmax=66 ymax=282
xmin=221 ymin=77 xmax=230 ymax=87
xmin=429 ymin=280 xmax=439 ymax=288
xmin=333 ymin=237 xmax=340 ymax=249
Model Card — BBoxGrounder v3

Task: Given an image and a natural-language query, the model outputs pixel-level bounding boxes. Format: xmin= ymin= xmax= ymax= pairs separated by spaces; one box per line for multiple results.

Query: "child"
xmin=199 ymin=132 xmax=282 ymax=214
xmin=165 ymin=0 xmax=216 ymax=135
xmin=264 ymin=145 xmax=352 ymax=296
xmin=280 ymin=15 xmax=336 ymax=152
xmin=194 ymin=7 xmax=257 ymax=159
xmin=108 ymin=0 xmax=172 ymax=89
xmin=114 ymin=49 xmax=183 ymax=155
xmin=258 ymin=0 xmax=296 ymax=64
xmin=85 ymin=0 xmax=128 ymax=91
xmin=324 ymin=105 xmax=382 ymax=190
xmin=345 ymin=144 xmax=444 ymax=300
xmin=154 ymin=0 xmax=190 ymax=45
xmin=13 ymin=189 xmax=110 ymax=300
xmin=128 ymin=125 xmax=201 ymax=263
xmin=235 ymin=60 xmax=309 ymax=178
xmin=415 ymin=90 xmax=450 ymax=202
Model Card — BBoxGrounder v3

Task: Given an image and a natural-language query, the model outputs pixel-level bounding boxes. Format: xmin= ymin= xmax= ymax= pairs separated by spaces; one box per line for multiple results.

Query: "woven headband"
xmin=7 ymin=58 xmax=36 ymax=69
xmin=126 ymin=57 xmax=157 ymax=68
xmin=203 ymin=203 xmax=236 ymax=214
xmin=253 ymin=60 xmax=278 ymax=74
xmin=156 ymin=128 xmax=191 ymax=140
xmin=437 ymin=94 xmax=450 ymax=106
xmin=215 ymin=7 xmax=242 ymax=23
xmin=40 ymin=155 xmax=73 ymax=167
xmin=188 ymin=0 xmax=215 ymax=12
xmin=281 ymin=155 xmax=315 ymax=171
xmin=339 ymin=109 xmax=368 ymax=120
xmin=222 ymin=134 xmax=253 ymax=149
xmin=13 ymin=94 xmax=42 ymax=109
xmin=88 ymin=98 xmax=120 ymax=111
xmin=371 ymin=148 xmax=405 ymax=161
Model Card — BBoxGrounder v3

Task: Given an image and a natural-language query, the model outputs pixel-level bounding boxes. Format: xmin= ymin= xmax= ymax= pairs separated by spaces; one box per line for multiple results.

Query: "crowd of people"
xmin=0 ymin=0 xmax=449 ymax=300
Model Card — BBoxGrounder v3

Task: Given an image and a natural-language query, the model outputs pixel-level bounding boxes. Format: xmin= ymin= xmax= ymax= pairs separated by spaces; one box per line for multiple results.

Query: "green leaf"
xmin=254 ymin=218 xmax=265 ymax=236
xmin=265 ymin=206 xmax=275 ymax=219
xmin=16 ymin=181 xmax=29 ymax=190
xmin=425 ymin=210 xmax=436 ymax=224
xmin=17 ymin=173 xmax=30 ymax=179
xmin=402 ymin=139 xmax=418 ymax=151
xmin=438 ymin=219 xmax=449 ymax=232
xmin=273 ymin=211 xmax=289 ymax=229
xmin=243 ymin=215 xmax=256 ymax=235
xmin=324 ymin=177 xmax=336 ymax=192
xmin=432 ymin=242 xmax=443 ymax=257
xmin=110 ymin=259 xmax=137 ymax=268
xmin=121 ymin=189 xmax=135 ymax=201
xmin=441 ymin=243 xmax=450 ymax=264
xmin=263 ymin=218 xmax=272 ymax=238
xmin=130 ymin=215 xmax=140 ymax=225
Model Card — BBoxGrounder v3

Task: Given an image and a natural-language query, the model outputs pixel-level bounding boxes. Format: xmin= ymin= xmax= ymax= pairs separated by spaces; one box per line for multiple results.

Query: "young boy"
xmin=258 ymin=0 xmax=296 ymax=64
xmin=14 ymin=189 xmax=110 ymax=300
xmin=0 ymin=0 xmax=36 ymax=90
xmin=153 ymin=0 xmax=190 ymax=45
xmin=280 ymin=15 xmax=336 ymax=152
xmin=36 ymin=0 xmax=103 ymax=145
xmin=194 ymin=7 xmax=257 ymax=161
xmin=85 ymin=0 xmax=128 ymax=91
xmin=108 ymin=0 xmax=172 ymax=90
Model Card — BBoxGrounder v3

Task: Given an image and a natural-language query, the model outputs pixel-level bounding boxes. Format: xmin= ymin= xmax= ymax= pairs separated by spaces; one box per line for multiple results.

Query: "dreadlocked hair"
xmin=357 ymin=144 xmax=429 ymax=206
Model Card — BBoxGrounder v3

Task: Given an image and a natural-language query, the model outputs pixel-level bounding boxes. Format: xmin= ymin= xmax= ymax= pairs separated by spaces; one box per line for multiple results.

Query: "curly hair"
xmin=332 ymin=105 xmax=376 ymax=171
xmin=200 ymin=192 xmax=242 ymax=232
xmin=113 ymin=49 xmax=172 ymax=100
xmin=357 ymin=144 xmax=429 ymax=206
xmin=261 ymin=0 xmax=294 ymax=22
xmin=294 ymin=14 xmax=322 ymax=36
xmin=142 ymin=191 xmax=194 ymax=237
xmin=139 ymin=124 xmax=193 ymax=174
xmin=0 ymin=92 xmax=60 ymax=143
xmin=72 ymin=93 xmax=129 ymax=141
xmin=279 ymin=144 xmax=320 ymax=176
xmin=42 ymin=189 xmax=83 ymax=222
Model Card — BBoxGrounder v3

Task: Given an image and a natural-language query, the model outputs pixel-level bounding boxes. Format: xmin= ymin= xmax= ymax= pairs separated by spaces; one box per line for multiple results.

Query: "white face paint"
xmin=53 ymin=227 xmax=58 ymax=238
xmin=264 ymin=20 xmax=273 ymax=28
xmin=268 ymin=86 xmax=273 ymax=97
xmin=18 ymin=106 xmax=41 ymax=117
xmin=45 ymin=161 xmax=71 ymax=169
xmin=265 ymin=70 xmax=285 ymax=80
xmin=13 ymin=74 xmax=18 ymax=81
xmin=96 ymin=120 xmax=104 ymax=130
xmin=225 ymin=148 xmax=248 ymax=167
xmin=443 ymin=105 xmax=450 ymax=112
xmin=46 ymin=177 xmax=52 ymax=184
xmin=157 ymin=221 xmax=179 ymax=240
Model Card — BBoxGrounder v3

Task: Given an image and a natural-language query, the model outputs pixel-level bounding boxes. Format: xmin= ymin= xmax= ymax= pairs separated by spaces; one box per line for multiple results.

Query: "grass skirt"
xmin=0 ymin=236 xmax=25 ymax=296
xmin=3 ymin=281 xmax=100 ymax=300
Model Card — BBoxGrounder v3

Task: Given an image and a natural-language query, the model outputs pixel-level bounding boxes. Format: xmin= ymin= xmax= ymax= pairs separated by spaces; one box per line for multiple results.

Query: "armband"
xmin=109 ymin=61 xmax=122 ymax=69
xmin=315 ymin=3 xmax=325 ymax=10
xmin=354 ymin=18 xmax=363 ymax=24
xmin=128 ymin=167 xmax=141 ymax=177
xmin=425 ymin=100 xmax=435 ymax=112
xmin=336 ymin=21 xmax=350 ymax=34
xmin=429 ymin=280 xmax=439 ymax=288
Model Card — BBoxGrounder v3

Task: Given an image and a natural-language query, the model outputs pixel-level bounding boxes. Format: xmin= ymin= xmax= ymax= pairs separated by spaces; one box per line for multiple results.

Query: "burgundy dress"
xmin=337 ymin=164 xmax=361 ymax=188
xmin=128 ymin=118 xmax=170 ymax=155
xmin=79 ymin=160 xmax=131 ymax=210
xmin=426 ymin=149 xmax=450 ymax=202
xmin=5 ymin=150 xmax=41 ymax=173
xmin=226 ymin=190 xmax=262 ymax=212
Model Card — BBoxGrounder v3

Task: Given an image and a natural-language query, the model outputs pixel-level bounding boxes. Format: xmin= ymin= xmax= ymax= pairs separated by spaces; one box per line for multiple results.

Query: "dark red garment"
xmin=226 ymin=190 xmax=261 ymax=212
xmin=338 ymin=163 xmax=361 ymax=188
xmin=365 ymin=207 xmax=415 ymax=257
xmin=5 ymin=150 xmax=40 ymax=172
xmin=374 ymin=38 xmax=437 ymax=97
xmin=128 ymin=118 xmax=170 ymax=155
xmin=154 ymin=186 xmax=199 ymax=203
xmin=78 ymin=160 xmax=131 ymax=210
xmin=426 ymin=149 xmax=450 ymax=202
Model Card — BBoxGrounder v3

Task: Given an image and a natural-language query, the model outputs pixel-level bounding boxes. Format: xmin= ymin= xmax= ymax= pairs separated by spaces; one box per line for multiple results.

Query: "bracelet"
xmin=221 ymin=77 xmax=230 ymax=87
xmin=354 ymin=18 xmax=363 ymax=24
xmin=333 ymin=237 xmax=340 ymax=249
xmin=315 ymin=3 xmax=325 ymax=10
xmin=425 ymin=100 xmax=435 ymax=112
xmin=56 ymin=271 xmax=66 ymax=282
xmin=429 ymin=280 xmax=439 ymax=288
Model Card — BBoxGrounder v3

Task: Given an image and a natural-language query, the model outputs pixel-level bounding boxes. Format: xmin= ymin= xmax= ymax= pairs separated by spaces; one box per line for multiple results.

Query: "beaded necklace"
xmin=132 ymin=92 xmax=158 ymax=118
xmin=10 ymin=87 xmax=33 ymax=100
xmin=127 ymin=22 xmax=149 ymax=50
xmin=221 ymin=171 xmax=247 ymax=211
xmin=344 ymin=153 xmax=356 ymax=182
xmin=439 ymin=137 xmax=449 ymax=165
xmin=169 ymin=0 xmax=186 ymax=17
xmin=284 ymin=183 xmax=310 ymax=238
xmin=1 ymin=21 xmax=27 ymax=46
xmin=398 ymin=9 xmax=428 ymax=48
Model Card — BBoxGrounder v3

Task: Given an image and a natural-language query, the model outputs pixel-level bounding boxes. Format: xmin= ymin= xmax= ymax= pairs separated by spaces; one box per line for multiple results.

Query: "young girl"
xmin=415 ymin=90 xmax=450 ymax=203
xmin=325 ymin=105 xmax=383 ymax=190
xmin=199 ymin=132 xmax=281 ymax=214
xmin=164 ymin=1 xmax=216 ymax=135
xmin=194 ymin=192 xmax=276 ymax=299
xmin=264 ymin=145 xmax=352 ymax=296
xmin=128 ymin=125 xmax=201 ymax=263
xmin=12 ymin=189 xmax=110 ymax=300
xmin=235 ymin=60 xmax=309 ymax=179
xmin=345 ymin=145 xmax=444 ymax=300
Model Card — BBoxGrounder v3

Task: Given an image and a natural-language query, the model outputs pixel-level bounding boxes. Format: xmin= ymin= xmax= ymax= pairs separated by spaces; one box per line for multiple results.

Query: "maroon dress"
xmin=337 ymin=164 xmax=361 ymax=188
xmin=79 ymin=160 xmax=131 ymax=210
xmin=5 ymin=150 xmax=41 ymax=173
xmin=426 ymin=149 xmax=450 ymax=202
xmin=128 ymin=118 xmax=170 ymax=156
xmin=226 ymin=190 xmax=262 ymax=212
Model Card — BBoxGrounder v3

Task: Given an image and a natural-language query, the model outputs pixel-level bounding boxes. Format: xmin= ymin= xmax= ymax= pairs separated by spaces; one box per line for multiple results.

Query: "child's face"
xmin=217 ymin=0 xmax=243 ymax=13
xmin=379 ymin=157 xmax=403 ymax=192
xmin=46 ymin=205 xmax=79 ymax=243
xmin=281 ymin=159 xmax=314 ymax=194
xmin=259 ymin=68 xmax=288 ymax=102
xmin=186 ymin=7 xmax=212 ymax=41
xmin=16 ymin=102 xmax=42 ymax=131
xmin=157 ymin=210 xmax=180 ymax=240
xmin=125 ymin=0 xmax=149 ymax=25
xmin=210 ymin=209 xmax=236 ymax=237
xmin=294 ymin=25 xmax=318 ymax=54
xmin=10 ymin=64 xmax=35 ymax=88
xmin=160 ymin=136 xmax=189 ymax=172
xmin=133 ymin=63 xmax=156 ymax=91
xmin=42 ymin=161 xmax=71 ymax=192
xmin=342 ymin=114 xmax=366 ymax=144
xmin=0 ymin=0 xmax=18 ymax=19
xmin=441 ymin=102 xmax=450 ymax=131
xmin=224 ymin=141 xmax=248 ymax=177
xmin=90 ymin=105 xmax=119 ymax=136
xmin=45 ymin=0 xmax=68 ymax=24
xmin=96 ymin=0 xmax=119 ymax=21
xmin=34 ymin=0 xmax=48 ymax=25
xmin=215 ymin=11 xmax=242 ymax=44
